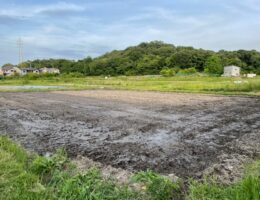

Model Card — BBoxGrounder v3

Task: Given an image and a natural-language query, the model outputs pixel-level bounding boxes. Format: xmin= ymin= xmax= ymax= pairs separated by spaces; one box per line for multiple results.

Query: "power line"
xmin=17 ymin=37 xmax=24 ymax=64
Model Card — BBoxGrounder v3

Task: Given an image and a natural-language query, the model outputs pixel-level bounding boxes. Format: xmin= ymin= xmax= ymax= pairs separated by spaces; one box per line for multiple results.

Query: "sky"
xmin=0 ymin=0 xmax=260 ymax=65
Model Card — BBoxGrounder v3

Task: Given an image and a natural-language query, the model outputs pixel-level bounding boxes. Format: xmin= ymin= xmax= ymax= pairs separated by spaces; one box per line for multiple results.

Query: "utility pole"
xmin=17 ymin=37 xmax=24 ymax=64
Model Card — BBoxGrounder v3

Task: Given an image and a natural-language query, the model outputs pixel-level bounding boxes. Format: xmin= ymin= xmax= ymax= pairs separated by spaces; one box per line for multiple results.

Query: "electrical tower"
xmin=17 ymin=38 xmax=24 ymax=64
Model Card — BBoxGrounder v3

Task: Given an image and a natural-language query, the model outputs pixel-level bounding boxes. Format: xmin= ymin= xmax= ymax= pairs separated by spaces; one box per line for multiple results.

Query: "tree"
xmin=204 ymin=55 xmax=223 ymax=75
xmin=4 ymin=41 xmax=260 ymax=75
xmin=170 ymin=51 xmax=193 ymax=69
xmin=1 ymin=63 xmax=15 ymax=68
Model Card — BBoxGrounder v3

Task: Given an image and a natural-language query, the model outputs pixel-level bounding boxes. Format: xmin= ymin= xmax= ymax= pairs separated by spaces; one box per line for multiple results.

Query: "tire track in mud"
xmin=0 ymin=91 xmax=259 ymax=182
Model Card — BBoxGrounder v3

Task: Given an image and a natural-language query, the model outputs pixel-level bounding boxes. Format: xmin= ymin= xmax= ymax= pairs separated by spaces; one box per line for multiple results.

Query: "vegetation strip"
xmin=0 ymin=75 xmax=260 ymax=96
xmin=0 ymin=136 xmax=259 ymax=200
xmin=2 ymin=41 xmax=260 ymax=76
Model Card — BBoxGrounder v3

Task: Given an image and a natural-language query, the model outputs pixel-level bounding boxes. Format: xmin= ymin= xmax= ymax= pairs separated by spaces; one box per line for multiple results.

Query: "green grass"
xmin=0 ymin=136 xmax=176 ymax=200
xmin=186 ymin=158 xmax=260 ymax=200
xmin=132 ymin=170 xmax=182 ymax=200
xmin=187 ymin=176 xmax=260 ymax=200
xmin=0 ymin=75 xmax=260 ymax=96
xmin=0 ymin=137 xmax=48 ymax=200
xmin=1 ymin=136 xmax=260 ymax=200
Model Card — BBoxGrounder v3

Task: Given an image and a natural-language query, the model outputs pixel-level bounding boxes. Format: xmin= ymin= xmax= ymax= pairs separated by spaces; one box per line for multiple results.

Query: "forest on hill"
xmin=4 ymin=41 xmax=260 ymax=75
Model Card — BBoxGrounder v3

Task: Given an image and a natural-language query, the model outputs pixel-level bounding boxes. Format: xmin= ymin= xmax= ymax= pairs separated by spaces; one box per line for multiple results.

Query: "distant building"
xmin=21 ymin=68 xmax=40 ymax=75
xmin=40 ymin=67 xmax=60 ymax=74
xmin=246 ymin=73 xmax=257 ymax=78
xmin=2 ymin=66 xmax=22 ymax=76
xmin=222 ymin=66 xmax=240 ymax=77
xmin=1 ymin=66 xmax=60 ymax=76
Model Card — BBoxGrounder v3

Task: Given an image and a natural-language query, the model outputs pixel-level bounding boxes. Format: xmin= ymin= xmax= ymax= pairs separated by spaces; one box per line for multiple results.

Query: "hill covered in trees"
xmin=8 ymin=41 xmax=260 ymax=75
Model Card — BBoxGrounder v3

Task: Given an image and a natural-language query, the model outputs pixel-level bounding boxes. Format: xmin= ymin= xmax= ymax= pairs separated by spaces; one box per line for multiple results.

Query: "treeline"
xmin=12 ymin=41 xmax=260 ymax=75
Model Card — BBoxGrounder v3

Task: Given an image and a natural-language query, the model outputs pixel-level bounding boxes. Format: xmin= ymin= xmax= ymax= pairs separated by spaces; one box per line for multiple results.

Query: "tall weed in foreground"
xmin=132 ymin=170 xmax=182 ymax=200
xmin=0 ymin=137 xmax=50 ymax=200
xmin=52 ymin=168 xmax=142 ymax=200
xmin=187 ymin=175 xmax=260 ymax=200
xmin=0 ymin=137 xmax=144 ymax=200
xmin=0 ymin=136 xmax=28 ymax=164
xmin=1 ymin=136 xmax=260 ymax=200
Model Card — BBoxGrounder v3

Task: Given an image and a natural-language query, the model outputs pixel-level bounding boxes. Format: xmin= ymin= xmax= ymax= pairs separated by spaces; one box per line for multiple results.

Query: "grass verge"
xmin=0 ymin=75 xmax=260 ymax=96
xmin=0 ymin=136 xmax=173 ymax=200
xmin=0 ymin=136 xmax=259 ymax=200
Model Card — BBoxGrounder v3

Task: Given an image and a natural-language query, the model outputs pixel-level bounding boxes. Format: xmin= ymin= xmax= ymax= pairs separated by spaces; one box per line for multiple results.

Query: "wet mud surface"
xmin=0 ymin=91 xmax=260 ymax=181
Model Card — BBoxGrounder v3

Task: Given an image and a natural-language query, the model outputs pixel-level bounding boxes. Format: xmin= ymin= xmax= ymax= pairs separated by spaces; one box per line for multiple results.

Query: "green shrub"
xmin=204 ymin=55 xmax=223 ymax=75
xmin=160 ymin=68 xmax=176 ymax=77
xmin=61 ymin=72 xmax=84 ymax=78
xmin=23 ymin=73 xmax=41 ymax=80
xmin=19 ymin=73 xmax=59 ymax=81
xmin=178 ymin=67 xmax=197 ymax=75
xmin=31 ymin=149 xmax=70 ymax=178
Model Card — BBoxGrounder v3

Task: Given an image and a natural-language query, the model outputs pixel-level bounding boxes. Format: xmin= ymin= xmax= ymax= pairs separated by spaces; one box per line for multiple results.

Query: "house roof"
xmin=224 ymin=65 xmax=240 ymax=69
xmin=40 ymin=67 xmax=59 ymax=70
xmin=22 ymin=68 xmax=39 ymax=71
xmin=2 ymin=65 xmax=15 ymax=71
xmin=40 ymin=67 xmax=59 ymax=71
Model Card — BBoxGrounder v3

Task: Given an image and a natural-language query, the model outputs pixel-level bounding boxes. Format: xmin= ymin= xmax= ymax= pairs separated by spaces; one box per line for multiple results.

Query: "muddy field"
xmin=0 ymin=90 xmax=259 ymax=182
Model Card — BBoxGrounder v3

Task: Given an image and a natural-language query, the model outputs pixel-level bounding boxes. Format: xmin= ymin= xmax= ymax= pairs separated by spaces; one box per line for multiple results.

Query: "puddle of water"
xmin=0 ymin=85 xmax=65 ymax=90
xmin=114 ymin=130 xmax=179 ymax=150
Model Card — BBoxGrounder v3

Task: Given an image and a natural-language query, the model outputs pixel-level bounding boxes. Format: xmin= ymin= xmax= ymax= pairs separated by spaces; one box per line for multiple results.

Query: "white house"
xmin=40 ymin=67 xmax=60 ymax=74
xmin=2 ymin=66 xmax=22 ymax=76
xmin=21 ymin=68 xmax=40 ymax=75
xmin=246 ymin=74 xmax=257 ymax=78
xmin=222 ymin=66 xmax=240 ymax=77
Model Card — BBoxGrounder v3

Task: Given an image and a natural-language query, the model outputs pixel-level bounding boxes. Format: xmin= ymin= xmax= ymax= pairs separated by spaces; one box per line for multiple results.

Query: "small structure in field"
xmin=21 ymin=68 xmax=40 ymax=75
xmin=0 ymin=68 xmax=3 ymax=76
xmin=246 ymin=73 xmax=257 ymax=78
xmin=2 ymin=66 xmax=22 ymax=76
xmin=222 ymin=66 xmax=240 ymax=77
xmin=40 ymin=67 xmax=60 ymax=74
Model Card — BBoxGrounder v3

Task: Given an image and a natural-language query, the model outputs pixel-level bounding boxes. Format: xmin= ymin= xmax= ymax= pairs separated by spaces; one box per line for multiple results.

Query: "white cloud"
xmin=0 ymin=2 xmax=86 ymax=19
xmin=34 ymin=2 xmax=85 ymax=14
xmin=33 ymin=2 xmax=85 ymax=17
xmin=1 ymin=0 xmax=260 ymax=65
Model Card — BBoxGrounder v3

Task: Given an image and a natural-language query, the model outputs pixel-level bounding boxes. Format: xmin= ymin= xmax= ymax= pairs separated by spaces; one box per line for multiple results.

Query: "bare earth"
xmin=0 ymin=90 xmax=259 ymax=182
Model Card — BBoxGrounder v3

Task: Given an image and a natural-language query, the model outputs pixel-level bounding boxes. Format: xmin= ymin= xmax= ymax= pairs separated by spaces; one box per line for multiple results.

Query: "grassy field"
xmin=1 ymin=136 xmax=260 ymax=200
xmin=0 ymin=75 xmax=260 ymax=96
